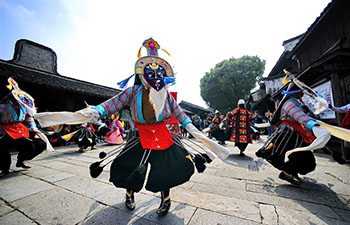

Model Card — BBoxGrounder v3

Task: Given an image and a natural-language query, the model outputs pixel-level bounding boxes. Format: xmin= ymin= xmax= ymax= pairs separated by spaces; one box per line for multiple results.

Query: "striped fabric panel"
xmin=99 ymin=85 xmax=189 ymax=125
xmin=223 ymin=111 xmax=233 ymax=123
xmin=281 ymin=98 xmax=311 ymax=127
xmin=100 ymin=86 xmax=134 ymax=117
xmin=167 ymin=92 xmax=189 ymax=124
xmin=24 ymin=114 xmax=36 ymax=127
xmin=163 ymin=100 xmax=169 ymax=119
xmin=0 ymin=105 xmax=12 ymax=124
xmin=272 ymin=126 xmax=305 ymax=156
xmin=0 ymin=103 xmax=36 ymax=135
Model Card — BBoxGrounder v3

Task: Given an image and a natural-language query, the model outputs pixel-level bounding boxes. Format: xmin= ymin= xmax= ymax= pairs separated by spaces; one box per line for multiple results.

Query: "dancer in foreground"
xmin=256 ymin=74 xmax=331 ymax=185
xmin=0 ymin=78 xmax=51 ymax=177
xmin=35 ymin=38 xmax=230 ymax=215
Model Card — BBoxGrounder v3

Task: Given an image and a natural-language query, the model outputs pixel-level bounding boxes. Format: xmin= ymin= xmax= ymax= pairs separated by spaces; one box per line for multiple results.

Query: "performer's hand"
xmin=98 ymin=123 xmax=107 ymax=131
xmin=219 ymin=123 xmax=224 ymax=130
xmin=30 ymin=126 xmax=40 ymax=133
xmin=185 ymin=123 xmax=229 ymax=161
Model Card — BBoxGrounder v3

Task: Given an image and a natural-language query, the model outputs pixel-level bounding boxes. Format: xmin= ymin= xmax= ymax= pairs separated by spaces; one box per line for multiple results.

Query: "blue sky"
xmin=0 ymin=0 xmax=332 ymax=107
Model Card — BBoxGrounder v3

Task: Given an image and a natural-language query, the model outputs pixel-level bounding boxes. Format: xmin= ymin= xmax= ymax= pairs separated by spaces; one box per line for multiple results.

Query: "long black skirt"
xmin=110 ymin=136 xmax=194 ymax=193
xmin=255 ymin=126 xmax=316 ymax=175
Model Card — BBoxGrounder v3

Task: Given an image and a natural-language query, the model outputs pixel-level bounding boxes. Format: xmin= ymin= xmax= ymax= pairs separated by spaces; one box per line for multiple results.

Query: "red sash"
xmin=134 ymin=122 xmax=173 ymax=150
xmin=340 ymin=110 xmax=350 ymax=129
xmin=281 ymin=121 xmax=315 ymax=144
xmin=2 ymin=122 xmax=30 ymax=139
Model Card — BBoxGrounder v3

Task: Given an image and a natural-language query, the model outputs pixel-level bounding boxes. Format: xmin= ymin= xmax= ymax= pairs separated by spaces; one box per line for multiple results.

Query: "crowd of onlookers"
xmin=168 ymin=109 xmax=276 ymax=147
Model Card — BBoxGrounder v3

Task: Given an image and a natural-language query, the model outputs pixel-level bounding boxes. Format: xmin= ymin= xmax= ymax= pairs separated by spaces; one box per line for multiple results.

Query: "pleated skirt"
xmin=110 ymin=136 xmax=194 ymax=193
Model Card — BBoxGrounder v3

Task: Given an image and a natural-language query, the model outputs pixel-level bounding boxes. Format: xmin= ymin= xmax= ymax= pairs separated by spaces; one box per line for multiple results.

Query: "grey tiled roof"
xmin=0 ymin=60 xmax=120 ymax=98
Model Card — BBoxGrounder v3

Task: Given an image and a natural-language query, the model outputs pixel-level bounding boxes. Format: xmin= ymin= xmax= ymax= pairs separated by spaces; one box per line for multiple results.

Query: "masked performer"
xmin=0 ymin=78 xmax=49 ymax=177
xmin=35 ymin=38 xmax=230 ymax=215
xmin=221 ymin=99 xmax=252 ymax=156
xmin=104 ymin=113 xmax=124 ymax=145
xmin=255 ymin=82 xmax=331 ymax=185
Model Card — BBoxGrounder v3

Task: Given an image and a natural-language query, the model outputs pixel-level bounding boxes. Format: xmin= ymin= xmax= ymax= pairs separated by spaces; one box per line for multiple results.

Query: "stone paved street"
xmin=1 ymin=135 xmax=349 ymax=225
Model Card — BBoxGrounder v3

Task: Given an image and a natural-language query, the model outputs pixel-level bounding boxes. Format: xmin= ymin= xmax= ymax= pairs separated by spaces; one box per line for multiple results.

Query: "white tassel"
xmin=314 ymin=96 xmax=328 ymax=115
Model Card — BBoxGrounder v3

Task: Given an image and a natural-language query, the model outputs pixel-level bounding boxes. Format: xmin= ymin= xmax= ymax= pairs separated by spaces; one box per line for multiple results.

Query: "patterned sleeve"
xmin=116 ymin=120 xmax=125 ymax=133
xmin=93 ymin=86 xmax=133 ymax=119
xmin=222 ymin=112 xmax=232 ymax=124
xmin=91 ymin=121 xmax=103 ymax=126
xmin=332 ymin=104 xmax=350 ymax=113
xmin=248 ymin=111 xmax=253 ymax=125
xmin=0 ymin=104 xmax=6 ymax=124
xmin=167 ymin=92 xmax=191 ymax=127
xmin=231 ymin=109 xmax=238 ymax=121
xmin=282 ymin=99 xmax=318 ymax=132
xmin=24 ymin=112 xmax=36 ymax=128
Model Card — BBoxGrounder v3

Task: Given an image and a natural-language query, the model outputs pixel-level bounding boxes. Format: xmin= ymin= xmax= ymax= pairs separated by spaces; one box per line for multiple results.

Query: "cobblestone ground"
xmin=0 ymin=135 xmax=349 ymax=225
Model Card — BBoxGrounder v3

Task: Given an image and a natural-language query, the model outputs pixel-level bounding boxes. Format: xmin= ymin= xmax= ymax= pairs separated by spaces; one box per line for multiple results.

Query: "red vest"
xmin=2 ymin=122 xmax=30 ymax=139
xmin=135 ymin=122 xmax=173 ymax=150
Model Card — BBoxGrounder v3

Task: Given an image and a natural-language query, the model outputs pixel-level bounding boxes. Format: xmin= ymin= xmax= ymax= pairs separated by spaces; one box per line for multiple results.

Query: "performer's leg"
xmin=90 ymin=134 xmax=97 ymax=150
xmin=16 ymin=138 xmax=35 ymax=169
xmin=285 ymin=151 xmax=316 ymax=176
xmin=237 ymin=143 xmax=248 ymax=156
xmin=0 ymin=135 xmax=12 ymax=177
xmin=278 ymin=152 xmax=315 ymax=185
xmin=125 ymin=189 xmax=135 ymax=210
xmin=91 ymin=142 xmax=97 ymax=150
xmin=157 ymin=189 xmax=171 ymax=216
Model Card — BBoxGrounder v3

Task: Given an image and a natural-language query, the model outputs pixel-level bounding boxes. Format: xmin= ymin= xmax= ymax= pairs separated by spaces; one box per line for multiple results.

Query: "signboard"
xmin=302 ymin=80 xmax=335 ymax=119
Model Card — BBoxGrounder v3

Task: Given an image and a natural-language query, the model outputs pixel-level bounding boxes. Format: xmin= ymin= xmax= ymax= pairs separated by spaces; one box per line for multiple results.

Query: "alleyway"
xmin=1 ymin=136 xmax=349 ymax=225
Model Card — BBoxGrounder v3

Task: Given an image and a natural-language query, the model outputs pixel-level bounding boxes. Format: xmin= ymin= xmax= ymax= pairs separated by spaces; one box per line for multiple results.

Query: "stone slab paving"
xmin=0 ymin=201 xmax=14 ymax=217
xmin=0 ymin=136 xmax=349 ymax=225
xmin=11 ymin=187 xmax=104 ymax=225
xmin=0 ymin=210 xmax=35 ymax=225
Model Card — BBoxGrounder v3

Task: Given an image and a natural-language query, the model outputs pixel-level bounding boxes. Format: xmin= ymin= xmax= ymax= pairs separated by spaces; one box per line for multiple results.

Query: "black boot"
xmin=16 ymin=161 xmax=31 ymax=169
xmin=278 ymin=171 xmax=301 ymax=186
xmin=239 ymin=150 xmax=245 ymax=156
xmin=125 ymin=190 xmax=135 ymax=210
xmin=156 ymin=190 xmax=171 ymax=216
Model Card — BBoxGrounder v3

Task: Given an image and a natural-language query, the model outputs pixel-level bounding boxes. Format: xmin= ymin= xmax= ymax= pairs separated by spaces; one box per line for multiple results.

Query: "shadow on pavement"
xmin=224 ymin=153 xmax=255 ymax=169
xmin=0 ymin=170 xmax=24 ymax=180
xmin=82 ymin=201 xmax=186 ymax=225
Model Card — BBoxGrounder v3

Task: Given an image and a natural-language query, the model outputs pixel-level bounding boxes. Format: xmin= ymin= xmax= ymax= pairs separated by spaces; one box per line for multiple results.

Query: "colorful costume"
xmin=104 ymin=118 xmax=124 ymax=145
xmin=0 ymin=78 xmax=47 ymax=177
xmin=94 ymin=84 xmax=195 ymax=195
xmin=256 ymin=82 xmax=330 ymax=185
xmin=222 ymin=99 xmax=252 ymax=155
xmin=35 ymin=38 xmax=230 ymax=215
xmin=209 ymin=112 xmax=226 ymax=145
xmin=78 ymin=121 xmax=104 ymax=152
